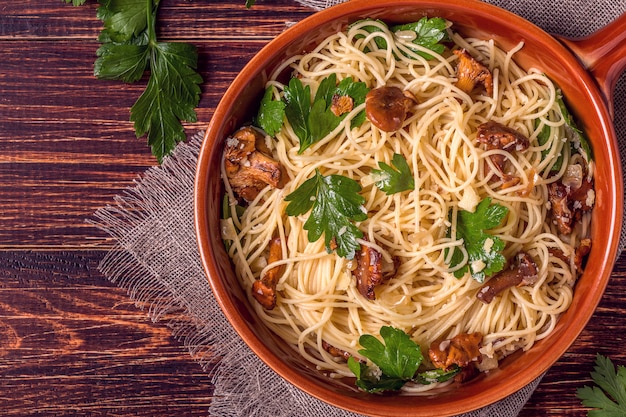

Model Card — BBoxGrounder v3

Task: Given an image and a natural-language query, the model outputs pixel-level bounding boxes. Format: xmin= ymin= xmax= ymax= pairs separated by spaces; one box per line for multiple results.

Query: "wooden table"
xmin=1 ymin=1 xmax=624 ymax=415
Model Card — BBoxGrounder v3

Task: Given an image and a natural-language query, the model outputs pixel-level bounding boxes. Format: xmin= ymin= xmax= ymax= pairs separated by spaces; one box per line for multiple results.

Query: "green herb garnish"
xmin=285 ymin=170 xmax=367 ymax=259
xmin=65 ymin=0 xmax=203 ymax=163
xmin=447 ymin=197 xmax=508 ymax=283
xmin=577 ymin=354 xmax=626 ymax=416
xmin=283 ymin=74 xmax=368 ymax=153
xmin=371 ymin=153 xmax=415 ymax=195
xmin=351 ymin=17 xmax=449 ymax=59
xmin=255 ymin=86 xmax=286 ymax=136
xmin=557 ymin=90 xmax=593 ymax=162
xmin=347 ymin=326 xmax=459 ymax=393
xmin=391 ymin=17 xmax=449 ymax=60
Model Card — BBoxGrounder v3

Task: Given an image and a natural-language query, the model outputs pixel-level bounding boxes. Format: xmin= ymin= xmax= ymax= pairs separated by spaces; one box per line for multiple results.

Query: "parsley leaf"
xmin=285 ymin=170 xmax=367 ymax=259
xmin=245 ymin=0 xmax=256 ymax=8
xmin=129 ymin=41 xmax=202 ymax=162
xmin=335 ymin=76 xmax=369 ymax=128
xmin=66 ymin=0 xmax=203 ymax=163
xmin=347 ymin=326 xmax=460 ymax=393
xmin=308 ymin=95 xmax=342 ymax=146
xmin=98 ymin=0 xmax=149 ymax=43
xmin=255 ymin=86 xmax=286 ymax=136
xmin=63 ymin=0 xmax=87 ymax=5
xmin=348 ymin=357 xmax=407 ymax=393
xmin=413 ymin=367 xmax=460 ymax=385
xmin=447 ymin=197 xmax=508 ymax=283
xmin=371 ymin=153 xmax=415 ymax=195
xmin=359 ymin=326 xmax=423 ymax=380
xmin=577 ymin=354 xmax=626 ymax=416
xmin=283 ymin=77 xmax=312 ymax=148
xmin=557 ymin=90 xmax=593 ymax=162
xmin=534 ymin=88 xmax=593 ymax=172
xmin=391 ymin=17 xmax=449 ymax=60
xmin=283 ymin=74 xmax=369 ymax=153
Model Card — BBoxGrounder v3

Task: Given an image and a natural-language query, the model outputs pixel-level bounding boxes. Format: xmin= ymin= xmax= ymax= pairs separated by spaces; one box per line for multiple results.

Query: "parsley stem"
xmin=146 ymin=0 xmax=158 ymax=45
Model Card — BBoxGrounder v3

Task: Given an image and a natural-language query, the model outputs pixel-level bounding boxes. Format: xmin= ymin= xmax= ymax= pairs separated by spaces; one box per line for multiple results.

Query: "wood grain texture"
xmin=0 ymin=250 xmax=212 ymax=416
xmin=0 ymin=1 xmax=624 ymax=416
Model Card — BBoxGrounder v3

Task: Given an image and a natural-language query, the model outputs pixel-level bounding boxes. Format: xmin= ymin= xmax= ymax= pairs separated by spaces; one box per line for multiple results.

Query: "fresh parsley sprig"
xmin=351 ymin=17 xmax=449 ymax=60
xmin=391 ymin=17 xmax=450 ymax=60
xmin=535 ymin=87 xmax=593 ymax=172
xmin=577 ymin=354 xmax=626 ymax=416
xmin=255 ymin=86 xmax=286 ymax=137
xmin=447 ymin=197 xmax=508 ymax=283
xmin=347 ymin=326 xmax=459 ymax=393
xmin=283 ymin=74 xmax=368 ymax=153
xmin=65 ymin=0 xmax=203 ymax=163
xmin=371 ymin=153 xmax=415 ymax=195
xmin=285 ymin=170 xmax=367 ymax=259
xmin=557 ymin=90 xmax=593 ymax=162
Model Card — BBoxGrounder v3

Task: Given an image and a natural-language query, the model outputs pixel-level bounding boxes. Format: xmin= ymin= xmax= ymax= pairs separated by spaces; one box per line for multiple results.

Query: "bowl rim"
xmin=194 ymin=0 xmax=624 ymax=415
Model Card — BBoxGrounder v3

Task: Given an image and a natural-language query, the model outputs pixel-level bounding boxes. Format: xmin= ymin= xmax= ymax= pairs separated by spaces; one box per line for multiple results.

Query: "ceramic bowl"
xmin=195 ymin=1 xmax=625 ymax=415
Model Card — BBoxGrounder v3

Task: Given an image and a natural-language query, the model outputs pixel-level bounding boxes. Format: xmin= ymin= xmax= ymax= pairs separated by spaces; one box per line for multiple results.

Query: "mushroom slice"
xmin=224 ymin=126 xmax=284 ymax=202
xmin=351 ymin=239 xmax=398 ymax=300
xmin=454 ymin=49 xmax=493 ymax=96
xmin=251 ymin=235 xmax=284 ymax=310
xmin=365 ymin=86 xmax=418 ymax=132
xmin=429 ymin=332 xmax=483 ymax=372
xmin=476 ymin=252 xmax=538 ymax=304
xmin=548 ymin=181 xmax=573 ymax=235
xmin=477 ymin=121 xmax=530 ymax=154
xmin=322 ymin=340 xmax=353 ymax=362
xmin=352 ymin=241 xmax=384 ymax=300
xmin=331 ymin=94 xmax=354 ymax=117
xmin=574 ymin=238 xmax=592 ymax=272
xmin=477 ymin=121 xmax=530 ymax=188
xmin=547 ymin=176 xmax=594 ymax=235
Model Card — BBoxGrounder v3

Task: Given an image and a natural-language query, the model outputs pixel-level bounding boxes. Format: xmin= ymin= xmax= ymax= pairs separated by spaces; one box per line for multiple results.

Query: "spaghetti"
xmin=220 ymin=18 xmax=594 ymax=392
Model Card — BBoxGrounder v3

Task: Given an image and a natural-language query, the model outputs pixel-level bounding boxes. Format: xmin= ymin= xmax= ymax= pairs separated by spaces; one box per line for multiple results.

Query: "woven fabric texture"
xmin=92 ymin=1 xmax=625 ymax=416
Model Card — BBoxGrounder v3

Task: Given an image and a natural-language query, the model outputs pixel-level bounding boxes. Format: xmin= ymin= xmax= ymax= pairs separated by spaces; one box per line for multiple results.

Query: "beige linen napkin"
xmin=92 ymin=1 xmax=626 ymax=416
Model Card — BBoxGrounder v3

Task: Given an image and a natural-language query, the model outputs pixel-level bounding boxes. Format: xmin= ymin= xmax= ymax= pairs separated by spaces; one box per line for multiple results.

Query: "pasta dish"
xmin=220 ymin=17 xmax=594 ymax=392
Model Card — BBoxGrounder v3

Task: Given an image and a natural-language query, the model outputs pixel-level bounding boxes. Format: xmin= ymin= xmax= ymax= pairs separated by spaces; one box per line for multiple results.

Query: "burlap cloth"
xmin=91 ymin=0 xmax=626 ymax=416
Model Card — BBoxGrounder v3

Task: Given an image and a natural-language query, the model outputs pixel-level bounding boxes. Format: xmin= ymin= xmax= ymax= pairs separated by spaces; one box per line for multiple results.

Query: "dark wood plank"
xmin=1 ymin=252 xmax=624 ymax=416
xmin=0 ymin=39 xmax=269 ymax=247
xmin=0 ymin=250 xmax=212 ymax=416
xmin=0 ymin=0 xmax=312 ymax=40
xmin=0 ymin=0 xmax=315 ymax=248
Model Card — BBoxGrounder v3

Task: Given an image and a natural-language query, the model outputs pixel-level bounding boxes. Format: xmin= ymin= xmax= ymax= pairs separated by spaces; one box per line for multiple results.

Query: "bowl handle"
xmin=556 ymin=13 xmax=626 ymax=119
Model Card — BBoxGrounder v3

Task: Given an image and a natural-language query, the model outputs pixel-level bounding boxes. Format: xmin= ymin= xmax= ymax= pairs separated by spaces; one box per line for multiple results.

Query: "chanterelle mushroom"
xmin=547 ymin=169 xmax=594 ymax=235
xmin=574 ymin=238 xmax=592 ymax=271
xmin=251 ymin=235 xmax=284 ymax=310
xmin=224 ymin=126 xmax=284 ymax=202
xmin=322 ymin=340 xmax=352 ymax=361
xmin=429 ymin=332 xmax=483 ymax=382
xmin=476 ymin=252 xmax=538 ymax=304
xmin=351 ymin=239 xmax=398 ymax=300
xmin=365 ymin=86 xmax=418 ymax=132
xmin=330 ymin=94 xmax=354 ymax=117
xmin=476 ymin=120 xmax=530 ymax=188
xmin=454 ymin=49 xmax=493 ymax=96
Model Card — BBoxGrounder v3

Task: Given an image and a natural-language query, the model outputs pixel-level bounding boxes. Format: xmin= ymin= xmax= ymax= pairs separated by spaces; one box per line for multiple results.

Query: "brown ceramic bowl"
xmin=195 ymin=1 xmax=625 ymax=415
